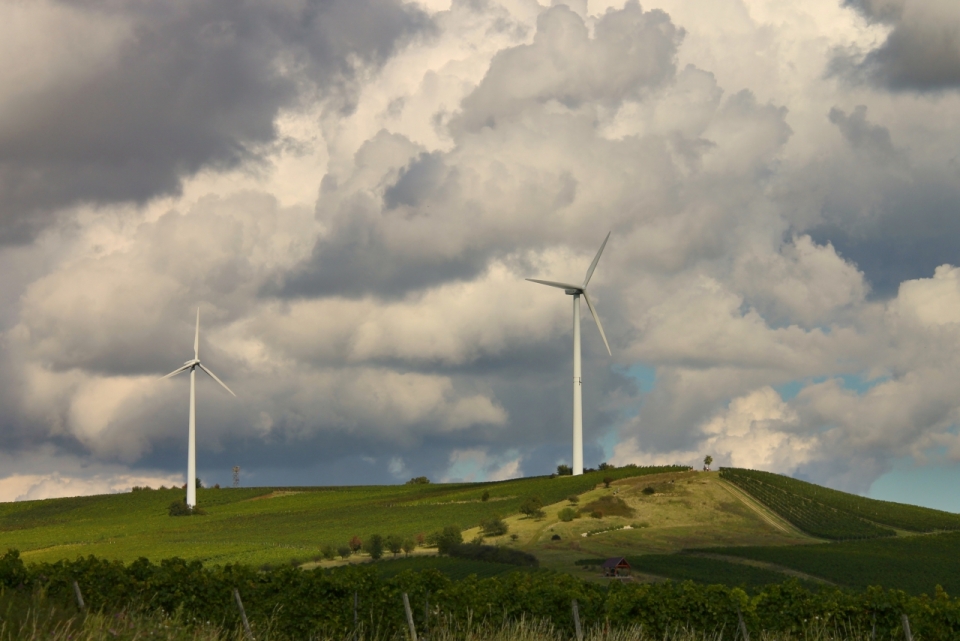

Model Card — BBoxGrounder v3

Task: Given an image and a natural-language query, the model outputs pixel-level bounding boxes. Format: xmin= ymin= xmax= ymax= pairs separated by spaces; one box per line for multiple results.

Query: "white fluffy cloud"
xmin=2 ymin=0 xmax=960 ymax=500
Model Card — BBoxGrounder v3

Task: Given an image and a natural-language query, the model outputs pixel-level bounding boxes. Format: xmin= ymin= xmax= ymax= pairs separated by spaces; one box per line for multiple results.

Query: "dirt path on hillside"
xmin=717 ymin=479 xmax=815 ymax=540
xmin=684 ymin=551 xmax=835 ymax=585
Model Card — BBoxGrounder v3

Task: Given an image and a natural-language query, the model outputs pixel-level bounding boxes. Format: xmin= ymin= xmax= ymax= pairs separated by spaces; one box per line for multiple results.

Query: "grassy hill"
xmin=5 ymin=465 xmax=960 ymax=595
xmin=0 ymin=466 xmax=683 ymax=567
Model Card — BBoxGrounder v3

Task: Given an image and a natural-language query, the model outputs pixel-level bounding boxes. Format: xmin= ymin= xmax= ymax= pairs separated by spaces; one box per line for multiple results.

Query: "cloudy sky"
xmin=2 ymin=0 xmax=960 ymax=509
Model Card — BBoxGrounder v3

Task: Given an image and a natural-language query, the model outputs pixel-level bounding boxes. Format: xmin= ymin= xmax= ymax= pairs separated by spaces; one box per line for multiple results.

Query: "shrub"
xmin=590 ymin=510 xmax=603 ymax=519
xmin=447 ymin=543 xmax=539 ymax=567
xmin=603 ymin=476 xmax=614 ymax=488
xmin=348 ymin=536 xmax=363 ymax=553
xmin=337 ymin=545 xmax=352 ymax=560
xmin=557 ymin=464 xmax=572 ymax=476
xmin=599 ymin=462 xmax=616 ymax=470
xmin=405 ymin=476 xmax=431 ymax=485
xmin=567 ymin=495 xmax=580 ymax=504
xmin=402 ymin=539 xmax=416 ymax=556
xmin=641 ymin=486 xmax=656 ymax=495
xmin=321 ymin=544 xmax=336 ymax=561
xmin=436 ymin=526 xmax=463 ymax=554
xmin=415 ymin=532 xmax=426 ymax=546
xmin=559 ymin=507 xmax=579 ymax=522
xmin=289 ymin=557 xmax=302 ymax=567
xmin=364 ymin=534 xmax=384 ymax=560
xmin=551 ymin=534 xmax=561 ymax=541
xmin=167 ymin=501 xmax=206 ymax=517
xmin=509 ymin=533 xmax=519 ymax=541
xmin=519 ymin=496 xmax=544 ymax=518
xmin=481 ymin=490 xmax=490 ymax=502
xmin=385 ymin=534 xmax=403 ymax=557
xmin=583 ymin=495 xmax=635 ymax=518
xmin=480 ymin=517 xmax=508 ymax=536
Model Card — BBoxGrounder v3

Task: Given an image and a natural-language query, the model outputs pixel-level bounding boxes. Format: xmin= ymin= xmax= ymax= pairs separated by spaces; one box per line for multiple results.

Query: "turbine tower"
xmin=161 ymin=309 xmax=236 ymax=508
xmin=527 ymin=232 xmax=612 ymax=476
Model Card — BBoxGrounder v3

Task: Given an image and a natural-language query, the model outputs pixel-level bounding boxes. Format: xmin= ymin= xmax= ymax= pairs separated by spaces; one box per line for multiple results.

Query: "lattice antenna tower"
xmin=232 ymin=466 xmax=240 ymax=488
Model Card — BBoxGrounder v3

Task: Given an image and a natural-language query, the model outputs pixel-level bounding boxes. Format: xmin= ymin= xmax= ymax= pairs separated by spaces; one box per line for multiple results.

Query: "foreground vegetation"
xmin=0 ymin=594 xmax=901 ymax=641
xmin=720 ymin=468 xmax=960 ymax=539
xmin=2 ymin=549 xmax=959 ymax=639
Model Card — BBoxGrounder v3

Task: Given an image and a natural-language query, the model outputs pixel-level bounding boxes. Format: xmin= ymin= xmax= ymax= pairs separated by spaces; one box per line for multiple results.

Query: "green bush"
xmin=481 ymin=517 xmax=508 ymax=536
xmin=167 ymin=501 xmax=206 ymax=517
xmin=385 ymin=534 xmax=403 ymax=557
xmin=436 ymin=526 xmax=463 ymax=554
xmin=583 ymin=495 xmax=634 ymax=518
xmin=519 ymin=496 xmax=543 ymax=517
xmin=364 ymin=534 xmax=384 ymax=559
xmin=405 ymin=476 xmax=431 ymax=485
xmin=448 ymin=543 xmax=539 ymax=567
xmin=320 ymin=544 xmax=336 ymax=561
xmin=558 ymin=507 xmax=579 ymax=522
xmin=337 ymin=545 xmax=351 ymax=560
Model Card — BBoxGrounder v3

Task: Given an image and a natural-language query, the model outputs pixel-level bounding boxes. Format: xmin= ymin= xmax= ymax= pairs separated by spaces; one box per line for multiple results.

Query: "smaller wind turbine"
xmin=161 ymin=309 xmax=236 ymax=508
xmin=527 ymin=232 xmax=612 ymax=476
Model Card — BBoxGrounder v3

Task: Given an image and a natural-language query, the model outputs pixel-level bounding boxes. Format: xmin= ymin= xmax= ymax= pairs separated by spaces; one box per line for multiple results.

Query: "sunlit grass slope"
xmin=0 ymin=466 xmax=681 ymax=567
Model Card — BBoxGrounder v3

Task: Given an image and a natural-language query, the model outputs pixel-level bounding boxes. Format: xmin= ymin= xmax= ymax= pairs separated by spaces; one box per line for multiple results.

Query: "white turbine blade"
xmin=198 ymin=363 xmax=236 ymax=397
xmin=582 ymin=231 xmax=611 ymax=289
xmin=194 ymin=308 xmax=200 ymax=360
xmin=582 ymin=291 xmax=612 ymax=356
xmin=526 ymin=278 xmax=582 ymax=291
xmin=160 ymin=364 xmax=191 ymax=380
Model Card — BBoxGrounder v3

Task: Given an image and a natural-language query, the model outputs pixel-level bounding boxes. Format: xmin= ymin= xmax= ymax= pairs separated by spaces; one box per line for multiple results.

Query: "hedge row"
xmin=4 ymin=549 xmax=960 ymax=639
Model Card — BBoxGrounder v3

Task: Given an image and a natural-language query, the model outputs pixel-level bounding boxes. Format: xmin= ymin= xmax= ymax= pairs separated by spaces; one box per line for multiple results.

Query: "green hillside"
xmin=720 ymin=467 xmax=960 ymax=538
xmin=0 ymin=466 xmax=682 ymax=567
xmin=702 ymin=531 xmax=960 ymax=595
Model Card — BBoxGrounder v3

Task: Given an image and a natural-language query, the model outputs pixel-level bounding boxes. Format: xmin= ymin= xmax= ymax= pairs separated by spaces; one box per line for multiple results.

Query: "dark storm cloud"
xmin=0 ymin=0 xmax=433 ymax=244
xmin=834 ymin=0 xmax=960 ymax=91
xmin=801 ymin=106 xmax=960 ymax=297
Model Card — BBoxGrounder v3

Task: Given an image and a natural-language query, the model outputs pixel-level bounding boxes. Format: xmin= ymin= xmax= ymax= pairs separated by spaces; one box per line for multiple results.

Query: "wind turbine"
xmin=161 ymin=309 xmax=236 ymax=508
xmin=527 ymin=232 xmax=612 ymax=476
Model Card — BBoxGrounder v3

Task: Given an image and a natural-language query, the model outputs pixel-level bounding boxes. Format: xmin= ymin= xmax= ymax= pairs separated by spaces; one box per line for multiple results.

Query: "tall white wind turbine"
xmin=527 ymin=232 xmax=612 ymax=476
xmin=161 ymin=309 xmax=236 ymax=508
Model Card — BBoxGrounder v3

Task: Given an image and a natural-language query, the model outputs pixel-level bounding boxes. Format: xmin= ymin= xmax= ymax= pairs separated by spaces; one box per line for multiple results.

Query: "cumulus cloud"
xmin=3 ymin=0 xmax=960 ymax=503
xmin=0 ymin=0 xmax=432 ymax=243
xmin=836 ymin=0 xmax=960 ymax=91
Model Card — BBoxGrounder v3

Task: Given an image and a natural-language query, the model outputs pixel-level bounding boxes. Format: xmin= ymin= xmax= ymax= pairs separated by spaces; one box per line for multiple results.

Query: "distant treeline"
xmin=3 ymin=549 xmax=960 ymax=639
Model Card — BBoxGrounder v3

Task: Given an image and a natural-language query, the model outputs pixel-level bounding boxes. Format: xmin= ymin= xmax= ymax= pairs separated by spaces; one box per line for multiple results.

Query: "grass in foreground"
xmin=0 ymin=595 xmax=886 ymax=641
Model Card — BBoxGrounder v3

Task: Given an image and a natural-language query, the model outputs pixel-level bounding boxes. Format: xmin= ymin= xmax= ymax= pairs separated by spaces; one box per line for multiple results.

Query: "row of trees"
xmin=319 ymin=525 xmax=469 ymax=562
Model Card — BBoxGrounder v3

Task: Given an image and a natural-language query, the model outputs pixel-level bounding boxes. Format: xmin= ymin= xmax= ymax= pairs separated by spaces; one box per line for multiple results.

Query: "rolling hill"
xmin=4 ymin=465 xmax=960 ymax=596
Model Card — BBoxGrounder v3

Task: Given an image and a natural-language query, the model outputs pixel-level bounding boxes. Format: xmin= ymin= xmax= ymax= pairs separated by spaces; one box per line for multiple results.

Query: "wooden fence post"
xmin=737 ymin=606 xmax=750 ymax=641
xmin=72 ymin=581 xmax=85 ymax=611
xmin=571 ymin=599 xmax=583 ymax=641
xmin=403 ymin=593 xmax=418 ymax=641
xmin=234 ymin=588 xmax=254 ymax=641
xmin=901 ymin=613 xmax=913 ymax=641
xmin=424 ymin=591 xmax=430 ymax=641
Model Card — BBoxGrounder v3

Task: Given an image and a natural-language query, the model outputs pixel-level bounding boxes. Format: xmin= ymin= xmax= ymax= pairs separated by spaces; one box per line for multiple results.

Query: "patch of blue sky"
xmin=622 ymin=364 xmax=656 ymax=392
xmin=775 ymin=373 xmax=890 ymax=401
xmin=868 ymin=459 xmax=960 ymax=513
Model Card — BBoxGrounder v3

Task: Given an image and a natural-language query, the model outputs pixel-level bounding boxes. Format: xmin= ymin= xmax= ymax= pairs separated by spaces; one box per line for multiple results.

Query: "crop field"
xmin=719 ymin=468 xmax=960 ymax=539
xmin=703 ymin=531 xmax=960 ymax=595
xmin=574 ymin=554 xmax=814 ymax=589
xmin=0 ymin=466 xmax=683 ymax=566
